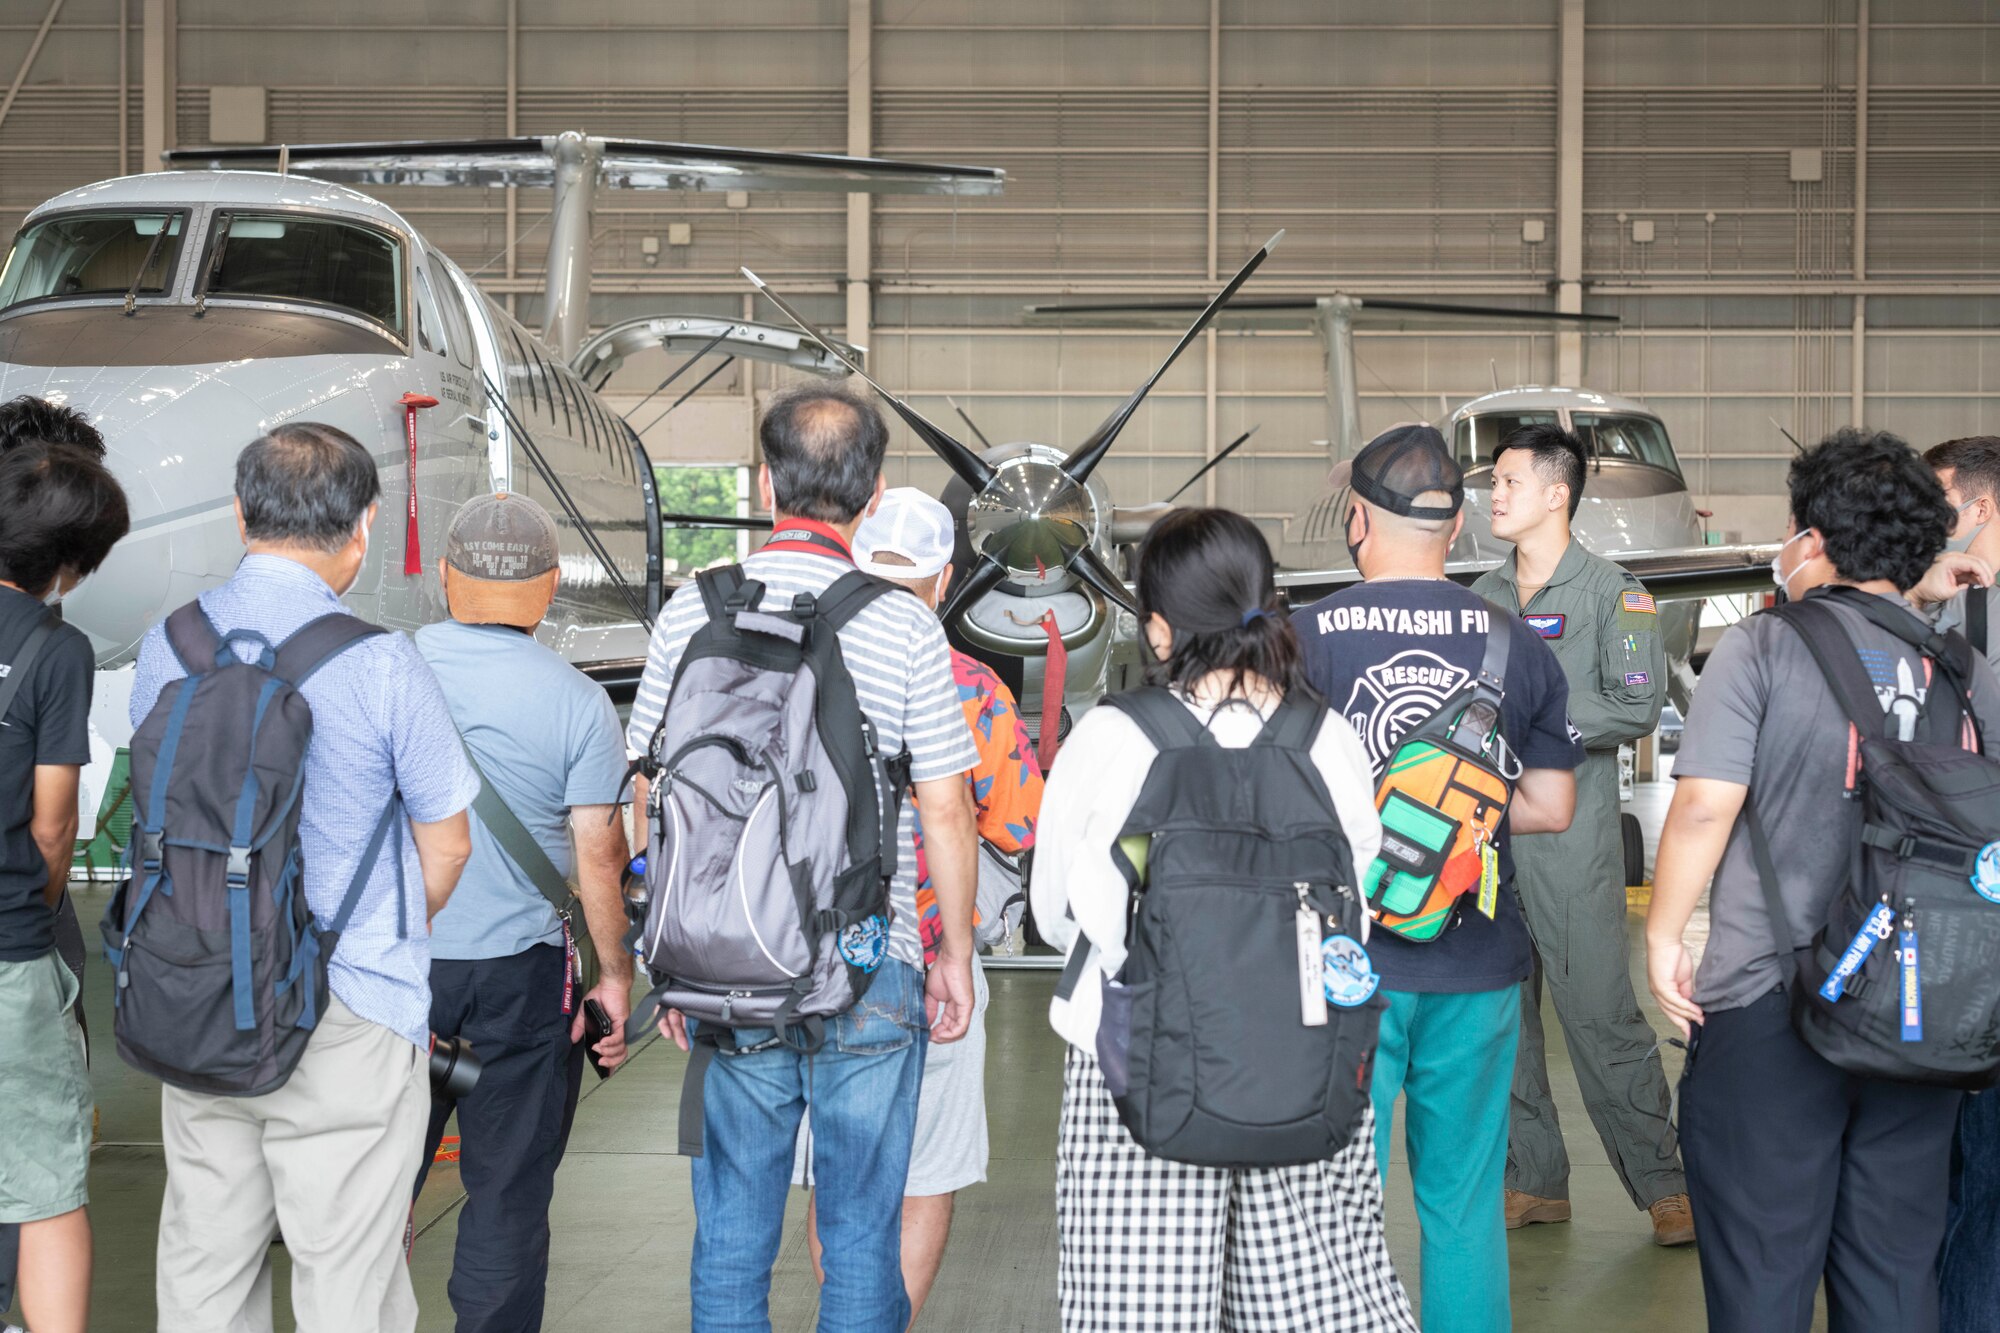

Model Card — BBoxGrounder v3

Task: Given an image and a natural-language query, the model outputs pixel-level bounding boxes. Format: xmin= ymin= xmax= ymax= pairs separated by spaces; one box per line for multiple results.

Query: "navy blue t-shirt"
xmin=1293 ymin=578 xmax=1583 ymax=993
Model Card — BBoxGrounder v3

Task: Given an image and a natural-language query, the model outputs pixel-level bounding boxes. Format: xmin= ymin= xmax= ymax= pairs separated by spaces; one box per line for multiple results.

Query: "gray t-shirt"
xmin=1932 ymin=584 xmax=2000 ymax=678
xmin=1676 ymin=589 xmax=2000 ymax=1012
xmin=417 ymin=620 xmax=629 ymax=962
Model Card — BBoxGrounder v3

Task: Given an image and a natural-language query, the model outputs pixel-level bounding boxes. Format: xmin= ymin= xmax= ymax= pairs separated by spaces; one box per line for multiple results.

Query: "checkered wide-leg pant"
xmin=1057 ymin=1047 xmax=1417 ymax=1333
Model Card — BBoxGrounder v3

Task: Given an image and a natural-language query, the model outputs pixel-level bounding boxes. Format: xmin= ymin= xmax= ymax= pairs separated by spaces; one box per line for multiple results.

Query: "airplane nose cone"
xmin=60 ymin=437 xmax=178 ymax=664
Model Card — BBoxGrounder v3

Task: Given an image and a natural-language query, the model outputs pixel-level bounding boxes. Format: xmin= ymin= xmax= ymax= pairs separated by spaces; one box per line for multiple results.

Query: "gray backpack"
xmin=630 ymin=562 xmax=910 ymax=1144
xmin=101 ymin=603 xmax=403 ymax=1096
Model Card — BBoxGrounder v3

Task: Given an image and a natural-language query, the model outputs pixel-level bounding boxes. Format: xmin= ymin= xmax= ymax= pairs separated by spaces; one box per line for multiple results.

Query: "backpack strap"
xmin=1251 ymin=694 xmax=1325 ymax=751
xmin=1765 ymin=598 xmax=1889 ymax=742
xmin=695 ymin=565 xmax=757 ymax=621
xmin=1970 ymin=588 xmax=1989 ymax=661
xmin=325 ymin=795 xmax=403 ymax=939
xmin=460 ymin=741 xmax=574 ymax=915
xmin=165 ymin=601 xmax=225 ymax=675
xmin=272 ymin=612 xmax=389 ymax=688
xmin=812 ymin=569 xmax=901 ymax=631
xmin=1100 ymin=687 xmax=1215 ymax=751
xmin=0 ymin=613 xmax=57 ymax=730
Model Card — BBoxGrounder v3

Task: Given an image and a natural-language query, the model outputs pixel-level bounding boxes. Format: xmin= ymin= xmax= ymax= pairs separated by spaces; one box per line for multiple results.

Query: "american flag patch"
xmin=1621 ymin=591 xmax=1657 ymax=615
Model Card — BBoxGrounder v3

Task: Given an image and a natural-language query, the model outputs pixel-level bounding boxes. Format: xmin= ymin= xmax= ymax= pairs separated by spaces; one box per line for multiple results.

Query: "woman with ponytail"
xmin=1031 ymin=508 xmax=1413 ymax=1331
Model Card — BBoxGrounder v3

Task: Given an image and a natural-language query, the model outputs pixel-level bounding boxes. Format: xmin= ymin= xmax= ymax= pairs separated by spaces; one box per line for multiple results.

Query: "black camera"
xmin=428 ymin=1034 xmax=482 ymax=1098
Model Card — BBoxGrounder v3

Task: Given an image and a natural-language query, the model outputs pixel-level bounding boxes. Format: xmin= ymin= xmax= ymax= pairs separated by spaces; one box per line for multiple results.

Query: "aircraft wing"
xmin=1276 ymin=541 xmax=1782 ymax=607
xmin=1024 ymin=295 xmax=1619 ymax=330
xmin=163 ymin=136 xmax=1005 ymax=196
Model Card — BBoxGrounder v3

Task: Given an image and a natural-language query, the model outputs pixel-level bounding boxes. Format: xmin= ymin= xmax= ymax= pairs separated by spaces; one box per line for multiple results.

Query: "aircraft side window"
xmin=200 ymin=212 xmax=406 ymax=338
xmin=413 ymin=269 xmax=441 ymax=356
xmin=428 ymin=249 xmax=476 ymax=370
xmin=0 ymin=210 xmax=187 ymax=311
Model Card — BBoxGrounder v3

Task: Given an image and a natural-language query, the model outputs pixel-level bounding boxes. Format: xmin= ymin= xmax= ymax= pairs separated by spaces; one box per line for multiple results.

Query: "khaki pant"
xmin=156 ymin=996 xmax=428 ymax=1333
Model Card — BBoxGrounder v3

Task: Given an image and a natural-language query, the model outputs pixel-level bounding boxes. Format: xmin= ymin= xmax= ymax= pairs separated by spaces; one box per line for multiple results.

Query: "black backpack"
xmin=1749 ymin=588 xmax=2000 ymax=1089
xmin=1064 ymin=687 xmax=1383 ymax=1167
xmin=101 ymin=603 xmax=404 ymax=1096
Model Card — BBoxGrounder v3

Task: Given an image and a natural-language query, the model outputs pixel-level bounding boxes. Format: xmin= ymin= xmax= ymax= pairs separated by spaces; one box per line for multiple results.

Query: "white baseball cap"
xmin=854 ymin=486 xmax=955 ymax=579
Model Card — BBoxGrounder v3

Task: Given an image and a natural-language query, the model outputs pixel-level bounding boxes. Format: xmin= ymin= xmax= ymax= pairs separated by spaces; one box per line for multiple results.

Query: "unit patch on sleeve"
xmin=1524 ymin=613 xmax=1566 ymax=640
xmin=1624 ymin=671 xmax=1652 ymax=686
xmin=1620 ymin=590 xmax=1657 ymax=615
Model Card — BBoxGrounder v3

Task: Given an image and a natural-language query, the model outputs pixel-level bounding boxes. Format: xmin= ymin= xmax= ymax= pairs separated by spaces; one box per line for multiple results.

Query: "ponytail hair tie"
xmin=1240 ymin=606 xmax=1272 ymax=628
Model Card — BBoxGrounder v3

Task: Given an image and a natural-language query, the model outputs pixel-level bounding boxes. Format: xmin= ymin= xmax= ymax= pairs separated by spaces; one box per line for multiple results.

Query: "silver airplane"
xmin=1005 ymin=291 xmax=1783 ymax=715
xmin=0 ymin=134 xmax=1004 ymax=818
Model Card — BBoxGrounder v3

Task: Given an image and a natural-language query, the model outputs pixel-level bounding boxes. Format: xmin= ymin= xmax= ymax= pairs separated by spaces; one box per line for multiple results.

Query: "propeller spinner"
xmin=741 ymin=230 xmax=1281 ymax=631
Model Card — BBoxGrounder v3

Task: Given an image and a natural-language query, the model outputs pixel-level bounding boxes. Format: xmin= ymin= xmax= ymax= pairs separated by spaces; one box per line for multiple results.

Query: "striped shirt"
xmin=625 ymin=523 xmax=978 ymax=969
xmin=130 ymin=555 xmax=480 ymax=1048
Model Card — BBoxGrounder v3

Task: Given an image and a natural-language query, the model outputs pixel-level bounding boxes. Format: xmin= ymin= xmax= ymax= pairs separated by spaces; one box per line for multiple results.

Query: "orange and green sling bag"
xmin=1363 ymin=610 xmax=1518 ymax=942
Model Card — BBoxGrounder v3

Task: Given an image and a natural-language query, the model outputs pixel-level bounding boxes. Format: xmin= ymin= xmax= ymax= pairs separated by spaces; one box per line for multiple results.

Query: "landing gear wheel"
xmin=1621 ymin=811 xmax=1646 ymax=887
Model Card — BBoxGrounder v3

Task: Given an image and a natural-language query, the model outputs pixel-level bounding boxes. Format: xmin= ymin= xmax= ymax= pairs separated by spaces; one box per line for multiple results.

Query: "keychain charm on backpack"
xmin=1973 ymin=842 xmax=2000 ymax=904
xmin=1899 ymin=905 xmax=1923 ymax=1043
xmin=1820 ymin=896 xmax=1897 ymax=1004
xmin=1475 ymin=838 xmax=1500 ymax=919
xmin=836 ymin=915 xmax=888 ymax=973
xmin=1321 ymin=934 xmax=1380 ymax=1009
xmin=1295 ymin=887 xmax=1328 ymax=1028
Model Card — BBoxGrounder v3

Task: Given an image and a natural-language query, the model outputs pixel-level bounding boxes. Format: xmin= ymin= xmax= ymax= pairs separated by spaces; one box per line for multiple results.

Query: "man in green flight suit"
xmin=1470 ymin=423 xmax=1695 ymax=1248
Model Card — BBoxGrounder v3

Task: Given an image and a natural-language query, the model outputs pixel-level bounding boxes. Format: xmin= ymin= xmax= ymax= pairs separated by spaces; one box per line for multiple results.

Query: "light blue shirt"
xmin=414 ymin=620 xmax=628 ymax=961
xmin=130 ymin=555 xmax=480 ymax=1048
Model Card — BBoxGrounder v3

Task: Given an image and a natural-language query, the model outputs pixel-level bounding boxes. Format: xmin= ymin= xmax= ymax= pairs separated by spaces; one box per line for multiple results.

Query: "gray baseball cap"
xmin=443 ymin=492 xmax=560 ymax=625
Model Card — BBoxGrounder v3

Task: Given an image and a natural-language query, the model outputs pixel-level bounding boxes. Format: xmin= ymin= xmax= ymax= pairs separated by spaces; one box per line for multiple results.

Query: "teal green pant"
xmin=1372 ymin=985 xmax=1521 ymax=1333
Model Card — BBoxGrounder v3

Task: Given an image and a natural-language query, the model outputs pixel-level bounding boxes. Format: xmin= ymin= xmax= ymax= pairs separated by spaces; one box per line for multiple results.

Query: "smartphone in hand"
xmin=583 ymin=999 xmax=616 ymax=1080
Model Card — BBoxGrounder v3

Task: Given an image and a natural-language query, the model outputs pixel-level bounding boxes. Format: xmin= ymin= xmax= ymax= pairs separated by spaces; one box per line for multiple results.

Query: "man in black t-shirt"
xmin=0 ymin=395 xmax=106 ymax=1326
xmin=0 ymin=439 xmax=126 ymax=1332
xmin=1292 ymin=425 xmax=1581 ymax=1333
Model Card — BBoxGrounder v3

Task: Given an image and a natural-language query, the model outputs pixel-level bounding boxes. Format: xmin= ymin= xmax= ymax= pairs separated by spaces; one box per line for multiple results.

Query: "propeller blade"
xmin=1164 ymin=424 xmax=1260 ymax=503
xmin=741 ymin=267 xmax=994 ymax=492
xmin=939 ymin=555 xmax=1010 ymax=628
xmin=1069 ymin=546 xmax=1139 ymax=616
xmin=1059 ymin=231 xmax=1284 ymax=485
xmin=946 ymin=395 xmax=996 ymax=450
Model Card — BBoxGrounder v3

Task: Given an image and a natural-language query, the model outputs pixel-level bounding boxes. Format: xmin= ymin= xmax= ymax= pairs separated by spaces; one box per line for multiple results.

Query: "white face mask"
xmin=1771 ymin=528 xmax=1813 ymax=597
xmin=1947 ymin=498 xmax=1986 ymax=555
xmin=334 ymin=520 xmax=370 ymax=597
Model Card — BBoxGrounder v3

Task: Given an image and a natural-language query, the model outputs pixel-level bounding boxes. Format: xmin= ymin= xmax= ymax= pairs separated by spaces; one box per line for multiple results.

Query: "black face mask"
xmin=1345 ymin=504 xmax=1369 ymax=569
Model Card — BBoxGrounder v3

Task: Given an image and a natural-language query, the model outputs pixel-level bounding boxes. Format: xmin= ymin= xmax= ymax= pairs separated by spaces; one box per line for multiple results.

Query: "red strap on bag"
xmin=399 ymin=393 xmax=439 ymax=575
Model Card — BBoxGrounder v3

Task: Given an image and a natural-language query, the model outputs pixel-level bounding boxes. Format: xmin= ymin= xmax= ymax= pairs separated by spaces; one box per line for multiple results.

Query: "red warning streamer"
xmin=1037 ymin=610 xmax=1067 ymax=771
xmin=399 ymin=392 xmax=440 ymax=576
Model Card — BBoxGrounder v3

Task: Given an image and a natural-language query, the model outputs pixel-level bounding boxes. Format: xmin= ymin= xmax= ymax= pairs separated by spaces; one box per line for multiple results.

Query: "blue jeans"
xmin=689 ymin=959 xmax=928 ymax=1333
xmin=1941 ymin=1088 xmax=2000 ymax=1328
xmin=1372 ymin=986 xmax=1521 ymax=1333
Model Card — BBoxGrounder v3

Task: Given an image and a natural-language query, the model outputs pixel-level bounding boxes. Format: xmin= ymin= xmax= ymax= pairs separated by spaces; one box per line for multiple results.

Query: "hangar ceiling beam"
xmin=846 ymin=0 xmax=873 ymax=350
xmin=1556 ymin=0 xmax=1584 ymax=386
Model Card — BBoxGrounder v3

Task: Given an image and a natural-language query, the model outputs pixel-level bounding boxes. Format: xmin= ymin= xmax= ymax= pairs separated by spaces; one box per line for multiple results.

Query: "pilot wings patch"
xmin=1621 ymin=591 xmax=1657 ymax=615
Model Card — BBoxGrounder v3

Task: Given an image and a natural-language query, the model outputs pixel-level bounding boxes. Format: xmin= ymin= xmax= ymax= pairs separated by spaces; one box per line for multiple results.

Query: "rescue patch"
xmin=1621 ymin=590 xmax=1657 ymax=615
xmin=1524 ymin=613 xmax=1566 ymax=639
xmin=1624 ymin=671 xmax=1651 ymax=686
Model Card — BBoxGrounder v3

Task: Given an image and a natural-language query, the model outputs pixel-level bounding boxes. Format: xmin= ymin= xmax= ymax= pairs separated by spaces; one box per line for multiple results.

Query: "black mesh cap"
xmin=1331 ymin=424 xmax=1463 ymax=520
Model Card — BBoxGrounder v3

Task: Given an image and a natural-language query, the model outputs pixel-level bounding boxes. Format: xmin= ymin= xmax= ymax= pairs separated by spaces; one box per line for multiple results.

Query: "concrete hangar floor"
xmin=38 ymin=763 xmax=1817 ymax=1332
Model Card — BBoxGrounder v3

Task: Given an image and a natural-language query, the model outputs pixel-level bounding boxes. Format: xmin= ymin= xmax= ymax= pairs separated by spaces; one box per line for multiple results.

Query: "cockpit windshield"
xmin=1571 ymin=413 xmax=1680 ymax=475
xmin=199 ymin=212 xmax=405 ymax=336
xmin=1452 ymin=411 xmax=1558 ymax=468
xmin=0 ymin=211 xmax=186 ymax=311
xmin=1453 ymin=408 xmax=1681 ymax=477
